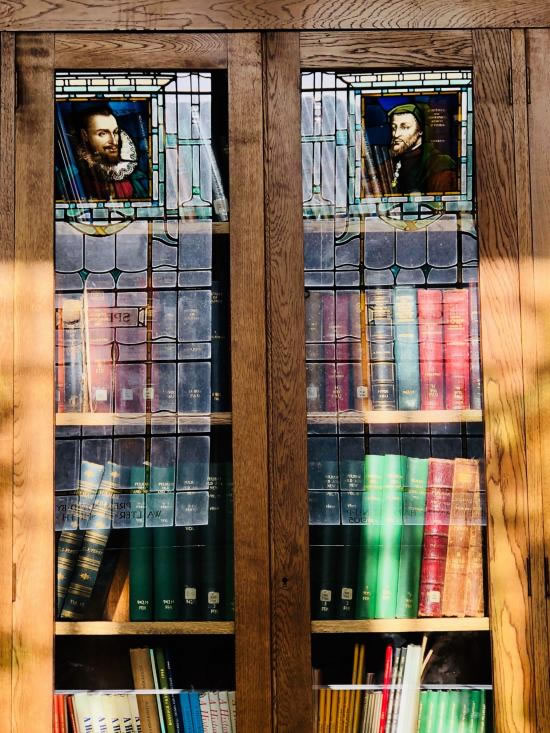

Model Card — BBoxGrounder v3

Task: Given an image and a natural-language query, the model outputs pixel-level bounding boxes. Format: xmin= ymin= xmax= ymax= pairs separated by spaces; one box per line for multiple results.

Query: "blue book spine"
xmin=393 ymin=286 xmax=420 ymax=410
xmin=189 ymin=692 xmax=204 ymax=733
xmin=179 ymin=692 xmax=194 ymax=733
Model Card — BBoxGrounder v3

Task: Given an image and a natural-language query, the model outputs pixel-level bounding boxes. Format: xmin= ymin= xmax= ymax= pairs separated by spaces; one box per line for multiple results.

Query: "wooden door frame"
xmin=11 ymin=30 xmax=272 ymax=733
xmin=265 ymin=28 xmax=538 ymax=732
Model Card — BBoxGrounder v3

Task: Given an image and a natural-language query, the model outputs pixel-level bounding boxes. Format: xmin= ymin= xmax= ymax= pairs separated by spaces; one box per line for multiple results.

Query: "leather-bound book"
xmin=417 ymin=289 xmax=444 ymax=410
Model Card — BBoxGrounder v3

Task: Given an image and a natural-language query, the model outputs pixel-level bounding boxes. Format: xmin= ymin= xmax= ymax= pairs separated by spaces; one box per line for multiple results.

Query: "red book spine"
xmin=67 ymin=695 xmax=78 ymax=733
xmin=56 ymin=307 xmax=65 ymax=412
xmin=418 ymin=289 xmax=444 ymax=410
xmin=321 ymin=293 xmax=337 ymax=412
xmin=419 ymin=458 xmax=455 ymax=617
xmin=443 ymin=289 xmax=470 ymax=409
xmin=378 ymin=645 xmax=393 ymax=733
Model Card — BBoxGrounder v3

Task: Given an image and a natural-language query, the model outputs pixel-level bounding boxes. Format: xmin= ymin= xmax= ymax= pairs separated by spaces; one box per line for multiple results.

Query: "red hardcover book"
xmin=443 ymin=289 xmax=470 ymax=409
xmin=418 ymin=289 xmax=444 ymax=409
xmin=115 ymin=363 xmax=147 ymax=414
xmin=66 ymin=695 xmax=78 ymax=733
xmin=56 ymin=307 xmax=65 ymax=413
xmin=378 ymin=644 xmax=393 ymax=733
xmin=418 ymin=458 xmax=455 ymax=616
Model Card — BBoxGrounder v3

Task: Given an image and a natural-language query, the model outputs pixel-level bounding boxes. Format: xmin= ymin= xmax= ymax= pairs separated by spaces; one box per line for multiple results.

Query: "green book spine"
xmin=393 ymin=286 xmax=420 ymax=409
xmin=477 ymin=691 xmax=486 ymax=733
xmin=310 ymin=491 xmax=340 ymax=620
xmin=375 ymin=454 xmax=405 ymax=618
xmin=56 ymin=460 xmax=104 ymax=616
xmin=396 ymin=457 xmax=429 ymax=618
xmin=179 ymin=524 xmax=202 ymax=621
xmin=152 ymin=466 xmax=180 ymax=621
xmin=447 ymin=691 xmax=461 ymax=733
xmin=355 ymin=454 xmax=385 ymax=619
xmin=202 ymin=454 xmax=226 ymax=620
xmin=335 ymin=492 xmax=362 ymax=619
xmin=153 ymin=648 xmax=177 ymax=733
xmin=224 ymin=461 xmax=235 ymax=621
xmin=60 ymin=462 xmax=120 ymax=620
xmin=129 ymin=465 xmax=153 ymax=621
xmin=435 ymin=691 xmax=449 ymax=733
xmin=418 ymin=692 xmax=427 ymax=733
xmin=211 ymin=279 xmax=230 ymax=412
xmin=456 ymin=690 xmax=471 ymax=733
xmin=421 ymin=691 xmax=438 ymax=733
xmin=467 ymin=690 xmax=482 ymax=733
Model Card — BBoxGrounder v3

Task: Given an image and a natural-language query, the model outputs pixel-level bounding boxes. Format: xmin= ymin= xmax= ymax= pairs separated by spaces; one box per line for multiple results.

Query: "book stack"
xmin=310 ymin=455 xmax=484 ymax=620
xmin=305 ymin=286 xmax=481 ymax=413
xmin=314 ymin=643 xmax=488 ymax=733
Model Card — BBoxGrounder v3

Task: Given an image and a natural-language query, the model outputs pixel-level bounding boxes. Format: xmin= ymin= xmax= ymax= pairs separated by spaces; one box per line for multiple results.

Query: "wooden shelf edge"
xmin=307 ymin=409 xmax=482 ymax=425
xmin=56 ymin=412 xmax=232 ymax=427
xmin=55 ymin=621 xmax=235 ymax=635
xmin=311 ymin=618 xmax=490 ymax=633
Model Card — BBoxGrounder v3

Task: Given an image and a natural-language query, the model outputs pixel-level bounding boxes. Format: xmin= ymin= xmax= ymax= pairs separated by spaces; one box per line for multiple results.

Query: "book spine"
xmin=356 ymin=454 xmax=385 ymax=619
xmin=393 ymin=287 xmax=420 ymax=410
xmin=218 ymin=692 xmax=232 ymax=733
xmin=164 ymin=649 xmax=183 ymax=733
xmin=153 ymin=649 xmax=177 ymax=733
xmin=385 ymin=648 xmax=402 ymax=732
xmin=178 ymin=524 xmax=202 ymax=621
xmin=87 ymin=296 xmax=114 ymax=413
xmin=396 ymin=457 xmax=429 ymax=618
xmin=199 ymin=692 xmax=214 ymax=733
xmin=202 ymin=452 xmax=227 ymax=620
xmin=467 ymin=690 xmax=482 ymax=733
xmin=478 ymin=691 xmax=486 ymax=733
xmin=442 ymin=459 xmax=479 ymax=617
xmin=224 ymin=463 xmax=235 ymax=621
xmin=115 ymin=363 xmax=147 ymax=414
xmin=335 ymin=491 xmax=362 ymax=619
xmin=60 ymin=462 xmax=120 ymax=620
xmin=417 ymin=289 xmax=444 ymax=410
xmin=367 ymin=289 xmax=396 ymax=409
xmin=129 ymin=465 xmax=153 ymax=622
xmin=310 ymin=491 xmax=340 ymax=620
xmin=56 ymin=460 xmax=104 ymax=616
xmin=227 ymin=692 xmax=236 ymax=733
xmin=211 ymin=280 xmax=230 ymax=412
xmin=179 ymin=693 xmax=194 ymax=733
xmin=63 ymin=298 xmax=85 ymax=412
xmin=378 ymin=645 xmax=393 ymax=733
xmin=56 ymin=307 xmax=65 ymax=412
xmin=419 ymin=458 xmax=455 ymax=617
xmin=151 ymin=466 xmax=179 ymax=621
xmin=190 ymin=691 xmax=205 ymax=733
xmin=464 ymin=469 xmax=485 ymax=617
xmin=469 ymin=285 xmax=482 ymax=409
xmin=389 ymin=649 xmax=406 ymax=733
xmin=129 ymin=649 xmax=162 ymax=733
xmin=443 ymin=289 xmax=470 ymax=409
xmin=375 ymin=454 xmax=405 ymax=619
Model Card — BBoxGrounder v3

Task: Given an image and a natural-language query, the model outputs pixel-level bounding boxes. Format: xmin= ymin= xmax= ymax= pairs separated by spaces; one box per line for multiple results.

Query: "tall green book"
xmin=129 ymin=464 xmax=153 ymax=621
xmin=309 ymin=490 xmax=340 ymax=620
xmin=375 ymin=454 xmax=405 ymax=618
xmin=224 ymin=460 xmax=235 ymax=620
xmin=153 ymin=648 xmax=177 ymax=733
xmin=355 ymin=454 xmax=385 ymax=619
xmin=202 ymin=439 xmax=227 ymax=620
xmin=456 ymin=690 xmax=472 ymax=733
xmin=60 ymin=462 xmax=121 ymax=619
xmin=467 ymin=690 xmax=482 ymax=733
xmin=447 ymin=690 xmax=461 ymax=733
xmin=178 ymin=521 xmax=202 ymax=621
xmin=478 ymin=691 xmax=486 ymax=733
xmin=56 ymin=460 xmax=104 ymax=616
xmin=152 ymin=465 xmax=180 ymax=620
xmin=393 ymin=286 xmax=420 ymax=409
xmin=395 ymin=457 xmax=429 ymax=618
xmin=435 ymin=691 xmax=450 ymax=733
xmin=336 ymin=491 xmax=362 ymax=619
xmin=421 ymin=691 xmax=438 ymax=733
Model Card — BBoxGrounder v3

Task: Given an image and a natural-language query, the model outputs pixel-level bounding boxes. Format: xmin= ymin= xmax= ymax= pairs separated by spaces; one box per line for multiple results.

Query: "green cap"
xmin=387 ymin=102 xmax=424 ymax=129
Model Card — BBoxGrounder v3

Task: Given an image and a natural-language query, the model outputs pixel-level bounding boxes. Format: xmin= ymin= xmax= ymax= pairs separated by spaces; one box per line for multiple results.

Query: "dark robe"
xmin=392 ymin=143 xmax=457 ymax=195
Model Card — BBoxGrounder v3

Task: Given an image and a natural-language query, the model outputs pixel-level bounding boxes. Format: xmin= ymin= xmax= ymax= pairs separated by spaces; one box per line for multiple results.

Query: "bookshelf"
xmin=311 ymin=619 xmax=490 ymax=634
xmin=56 ymin=412 xmax=233 ymax=426
xmin=307 ymin=410 xmax=482 ymax=425
xmin=56 ymin=621 xmax=235 ymax=635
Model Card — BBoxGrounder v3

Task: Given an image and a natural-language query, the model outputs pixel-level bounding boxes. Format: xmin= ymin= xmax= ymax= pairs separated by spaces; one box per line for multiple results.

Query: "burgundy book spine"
xmin=418 ymin=458 xmax=455 ymax=616
xmin=418 ymin=289 xmax=444 ymax=410
xmin=322 ymin=292 xmax=337 ymax=412
xmin=443 ymin=289 xmax=470 ymax=409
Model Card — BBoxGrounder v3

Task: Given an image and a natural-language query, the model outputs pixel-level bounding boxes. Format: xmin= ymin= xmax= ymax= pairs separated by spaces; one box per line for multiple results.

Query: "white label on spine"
xmin=341 ymin=587 xmax=353 ymax=600
xmin=95 ymin=388 xmax=108 ymax=402
xmin=208 ymin=591 xmax=220 ymax=605
xmin=121 ymin=388 xmax=133 ymax=401
xmin=320 ymin=589 xmax=332 ymax=602
xmin=185 ymin=587 xmax=197 ymax=601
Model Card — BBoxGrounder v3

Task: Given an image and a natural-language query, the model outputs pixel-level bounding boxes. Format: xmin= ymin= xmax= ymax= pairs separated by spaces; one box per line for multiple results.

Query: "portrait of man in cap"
xmin=56 ymin=101 xmax=150 ymax=203
xmin=387 ymin=102 xmax=457 ymax=195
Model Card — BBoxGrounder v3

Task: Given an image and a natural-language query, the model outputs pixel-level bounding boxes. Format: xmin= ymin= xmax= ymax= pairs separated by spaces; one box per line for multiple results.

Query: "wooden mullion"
xmin=473 ymin=29 xmax=535 ymax=733
xmin=54 ymin=33 xmax=228 ymax=69
xmin=228 ymin=32 xmax=273 ymax=733
xmin=0 ymin=29 xmax=15 ymax=733
xmin=13 ymin=32 xmax=55 ymax=733
xmin=264 ymin=31 xmax=312 ymax=733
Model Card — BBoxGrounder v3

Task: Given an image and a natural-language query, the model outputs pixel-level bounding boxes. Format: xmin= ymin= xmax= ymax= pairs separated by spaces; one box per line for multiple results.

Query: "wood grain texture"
xmin=512 ymin=29 xmax=550 ymax=733
xmin=13 ymin=32 xmax=54 ymax=733
xmin=307 ymin=409 xmax=482 ymax=424
xmin=473 ymin=29 xmax=535 ymax=733
xmin=228 ymin=33 xmax=273 ymax=733
xmin=526 ymin=28 xmax=550 ymax=726
xmin=2 ymin=1 xmax=550 ymax=31
xmin=301 ymin=30 xmax=472 ymax=68
xmin=55 ymin=621 xmax=235 ymax=635
xmin=54 ymin=33 xmax=227 ymax=68
xmin=264 ymin=32 xmax=313 ymax=733
xmin=0 ymin=30 xmax=14 ymax=733
xmin=312 ymin=618 xmax=490 ymax=633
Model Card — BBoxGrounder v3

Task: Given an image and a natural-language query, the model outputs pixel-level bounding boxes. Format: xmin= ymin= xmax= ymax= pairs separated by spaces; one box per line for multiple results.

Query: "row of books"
xmin=310 ymin=456 xmax=484 ymax=619
xmin=313 ymin=643 xmax=488 ymax=733
xmin=305 ymin=286 xmax=480 ymax=411
xmin=56 ymin=459 xmax=233 ymax=621
xmin=56 ymin=282 xmax=229 ymax=414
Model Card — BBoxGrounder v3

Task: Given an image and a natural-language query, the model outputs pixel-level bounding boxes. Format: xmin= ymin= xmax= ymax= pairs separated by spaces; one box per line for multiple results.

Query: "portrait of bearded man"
xmin=56 ymin=102 xmax=149 ymax=202
xmin=387 ymin=103 xmax=457 ymax=195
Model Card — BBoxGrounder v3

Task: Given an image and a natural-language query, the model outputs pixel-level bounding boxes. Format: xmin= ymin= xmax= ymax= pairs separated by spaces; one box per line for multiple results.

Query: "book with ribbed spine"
xmin=442 ymin=459 xmax=479 ymax=617
xmin=367 ymin=289 xmax=396 ymax=409
xmin=375 ymin=454 xmax=406 ymax=618
xmin=56 ymin=460 xmax=104 ymax=616
xmin=396 ymin=457 xmax=429 ymax=618
xmin=203 ymin=440 xmax=228 ymax=620
xmin=418 ymin=458 xmax=455 ymax=617
xmin=129 ymin=465 xmax=153 ymax=621
xmin=469 ymin=284 xmax=482 ymax=409
xmin=393 ymin=286 xmax=420 ymax=410
xmin=443 ymin=289 xmax=470 ymax=409
xmin=60 ymin=461 xmax=121 ymax=619
xmin=62 ymin=297 xmax=86 ymax=411
xmin=464 ymin=468 xmax=485 ymax=617
xmin=417 ymin=289 xmax=444 ymax=410
xmin=356 ymin=454 xmax=385 ymax=619
xmin=152 ymin=466 xmax=180 ymax=621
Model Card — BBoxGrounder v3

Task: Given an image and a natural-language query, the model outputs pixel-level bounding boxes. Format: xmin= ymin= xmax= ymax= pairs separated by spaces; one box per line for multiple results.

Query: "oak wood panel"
xmin=0 ymin=30 xmax=15 ymax=733
xmin=54 ymin=33 xmax=227 ymax=69
xmin=55 ymin=411 xmax=232 ymax=426
xmin=2 ymin=1 xmax=550 ymax=31
xmin=312 ymin=618 xmax=490 ymax=633
xmin=264 ymin=32 xmax=313 ymax=733
xmin=13 ymin=33 xmax=55 ymax=733
xmin=527 ymin=27 xmax=550 ymax=708
xmin=56 ymin=621 xmax=235 ymax=635
xmin=228 ymin=33 xmax=273 ymax=733
xmin=307 ymin=409 xmax=482 ymax=424
xmin=473 ymin=29 xmax=535 ymax=733
xmin=301 ymin=30 xmax=472 ymax=68
xmin=512 ymin=29 xmax=550 ymax=733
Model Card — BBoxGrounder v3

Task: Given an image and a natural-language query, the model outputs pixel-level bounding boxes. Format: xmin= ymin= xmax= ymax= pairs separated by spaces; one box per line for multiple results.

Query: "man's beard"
xmin=76 ymin=129 xmax=138 ymax=181
xmin=390 ymin=135 xmax=421 ymax=158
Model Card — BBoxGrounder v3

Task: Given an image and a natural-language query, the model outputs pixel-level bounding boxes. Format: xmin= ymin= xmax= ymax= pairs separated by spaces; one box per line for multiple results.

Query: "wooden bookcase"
xmin=1 ymin=13 xmax=550 ymax=733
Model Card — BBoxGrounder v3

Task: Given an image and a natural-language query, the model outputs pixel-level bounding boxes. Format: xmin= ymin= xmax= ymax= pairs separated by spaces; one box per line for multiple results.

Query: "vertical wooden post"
xmin=473 ymin=29 xmax=536 ymax=733
xmin=264 ymin=31 xmax=313 ymax=732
